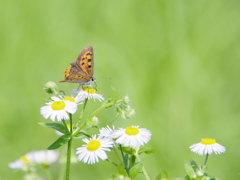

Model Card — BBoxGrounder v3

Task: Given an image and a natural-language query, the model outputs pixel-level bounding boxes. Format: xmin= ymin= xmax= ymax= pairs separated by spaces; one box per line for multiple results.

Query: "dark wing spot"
xmin=86 ymin=52 xmax=92 ymax=55
xmin=88 ymin=65 xmax=92 ymax=68
xmin=81 ymin=62 xmax=85 ymax=65
xmin=87 ymin=59 xmax=91 ymax=62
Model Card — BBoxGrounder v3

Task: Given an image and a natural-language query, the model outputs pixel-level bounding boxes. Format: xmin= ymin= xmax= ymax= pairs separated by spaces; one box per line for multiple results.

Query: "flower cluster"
xmin=40 ymin=82 xmax=104 ymax=122
xmin=76 ymin=125 xmax=152 ymax=164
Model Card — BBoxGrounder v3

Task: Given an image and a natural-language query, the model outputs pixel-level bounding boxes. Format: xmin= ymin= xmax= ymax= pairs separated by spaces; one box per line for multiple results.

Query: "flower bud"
xmin=119 ymin=106 xmax=135 ymax=119
xmin=86 ymin=116 xmax=99 ymax=127
xmin=44 ymin=81 xmax=58 ymax=95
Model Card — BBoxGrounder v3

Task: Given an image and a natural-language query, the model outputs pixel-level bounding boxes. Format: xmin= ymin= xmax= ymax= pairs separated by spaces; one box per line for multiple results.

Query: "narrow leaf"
xmin=190 ymin=160 xmax=199 ymax=171
xmin=74 ymin=131 xmax=91 ymax=138
xmin=39 ymin=122 xmax=69 ymax=134
xmin=129 ymin=155 xmax=136 ymax=168
xmin=47 ymin=134 xmax=71 ymax=150
xmin=138 ymin=147 xmax=155 ymax=155
xmin=129 ymin=163 xmax=143 ymax=179
xmin=155 ymin=170 xmax=168 ymax=180
xmin=118 ymin=164 xmax=127 ymax=176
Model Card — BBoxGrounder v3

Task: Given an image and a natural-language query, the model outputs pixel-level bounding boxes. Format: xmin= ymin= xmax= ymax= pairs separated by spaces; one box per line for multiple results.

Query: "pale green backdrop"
xmin=1 ymin=0 xmax=240 ymax=179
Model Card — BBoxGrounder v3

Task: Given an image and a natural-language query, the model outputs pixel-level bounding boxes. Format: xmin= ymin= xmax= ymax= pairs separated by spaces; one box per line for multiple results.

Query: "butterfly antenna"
xmin=95 ymin=76 xmax=112 ymax=80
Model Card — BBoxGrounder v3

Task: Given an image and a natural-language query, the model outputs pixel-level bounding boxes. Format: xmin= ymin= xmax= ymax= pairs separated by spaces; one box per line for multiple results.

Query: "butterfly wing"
xmin=59 ymin=46 xmax=94 ymax=84
xmin=76 ymin=45 xmax=94 ymax=76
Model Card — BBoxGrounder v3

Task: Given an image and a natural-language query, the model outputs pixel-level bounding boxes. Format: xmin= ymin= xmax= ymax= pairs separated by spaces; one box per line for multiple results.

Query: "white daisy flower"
xmin=28 ymin=150 xmax=59 ymax=165
xmin=9 ymin=155 xmax=32 ymax=170
xmin=75 ymin=87 xmax=104 ymax=102
xmin=189 ymin=138 xmax=226 ymax=155
xmin=114 ymin=126 xmax=152 ymax=148
xmin=40 ymin=96 xmax=77 ymax=121
xmin=99 ymin=125 xmax=116 ymax=139
xmin=76 ymin=135 xmax=113 ymax=164
xmin=9 ymin=150 xmax=59 ymax=170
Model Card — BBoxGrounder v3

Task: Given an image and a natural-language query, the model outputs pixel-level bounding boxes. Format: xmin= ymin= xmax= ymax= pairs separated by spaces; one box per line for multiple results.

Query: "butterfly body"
xmin=59 ymin=45 xmax=95 ymax=84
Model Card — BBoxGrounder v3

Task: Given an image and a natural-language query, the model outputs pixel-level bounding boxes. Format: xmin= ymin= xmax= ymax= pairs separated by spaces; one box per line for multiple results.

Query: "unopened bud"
xmin=44 ymin=81 xmax=58 ymax=95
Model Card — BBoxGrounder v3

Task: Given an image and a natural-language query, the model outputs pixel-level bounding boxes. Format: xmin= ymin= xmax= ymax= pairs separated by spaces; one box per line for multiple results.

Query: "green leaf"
xmin=155 ymin=170 xmax=168 ymax=180
xmin=184 ymin=161 xmax=196 ymax=179
xmin=74 ymin=131 xmax=91 ymax=138
xmin=122 ymin=147 xmax=136 ymax=154
xmin=129 ymin=155 xmax=136 ymax=168
xmin=47 ymin=134 xmax=71 ymax=150
xmin=39 ymin=122 xmax=69 ymax=134
xmin=123 ymin=154 xmax=129 ymax=168
xmin=129 ymin=162 xmax=142 ymax=179
xmin=118 ymin=164 xmax=127 ymax=176
xmin=190 ymin=160 xmax=199 ymax=171
xmin=138 ymin=147 xmax=155 ymax=155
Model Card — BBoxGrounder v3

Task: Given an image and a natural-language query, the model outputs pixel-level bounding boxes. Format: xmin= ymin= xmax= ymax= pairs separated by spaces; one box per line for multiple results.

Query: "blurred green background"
xmin=1 ymin=0 xmax=240 ymax=179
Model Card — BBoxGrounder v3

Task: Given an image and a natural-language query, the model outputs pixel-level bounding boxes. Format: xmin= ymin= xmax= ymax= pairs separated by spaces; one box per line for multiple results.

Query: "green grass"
xmin=1 ymin=0 xmax=240 ymax=179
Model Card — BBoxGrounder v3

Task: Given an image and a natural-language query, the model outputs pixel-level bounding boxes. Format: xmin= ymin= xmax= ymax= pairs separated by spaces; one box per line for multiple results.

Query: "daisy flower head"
xmin=114 ymin=126 xmax=152 ymax=148
xmin=75 ymin=87 xmax=104 ymax=102
xmin=189 ymin=138 xmax=226 ymax=155
xmin=9 ymin=154 xmax=33 ymax=170
xmin=9 ymin=150 xmax=59 ymax=171
xmin=40 ymin=96 xmax=77 ymax=121
xmin=76 ymin=135 xmax=113 ymax=164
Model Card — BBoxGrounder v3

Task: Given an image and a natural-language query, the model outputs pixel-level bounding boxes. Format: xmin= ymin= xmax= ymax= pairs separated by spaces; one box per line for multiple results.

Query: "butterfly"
xmin=59 ymin=45 xmax=95 ymax=84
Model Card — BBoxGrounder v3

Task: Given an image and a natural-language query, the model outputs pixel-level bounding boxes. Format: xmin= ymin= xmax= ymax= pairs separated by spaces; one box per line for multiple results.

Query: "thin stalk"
xmin=119 ymin=145 xmax=129 ymax=175
xmin=106 ymin=114 xmax=120 ymax=125
xmin=79 ymin=98 xmax=88 ymax=121
xmin=65 ymin=114 xmax=73 ymax=180
xmin=62 ymin=120 xmax=69 ymax=133
xmin=73 ymin=99 xmax=88 ymax=136
xmin=41 ymin=165 xmax=53 ymax=180
xmin=65 ymin=138 xmax=72 ymax=180
xmin=135 ymin=148 xmax=150 ymax=180
xmin=204 ymin=154 xmax=209 ymax=166
xmin=69 ymin=114 xmax=72 ymax=133
xmin=90 ymin=102 xmax=114 ymax=117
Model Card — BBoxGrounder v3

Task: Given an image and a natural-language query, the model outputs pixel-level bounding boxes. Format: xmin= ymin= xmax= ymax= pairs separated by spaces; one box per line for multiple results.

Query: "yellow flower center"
xmin=87 ymin=140 xmax=101 ymax=151
xmin=64 ymin=96 xmax=75 ymax=102
xmin=20 ymin=156 xmax=30 ymax=163
xmin=51 ymin=101 xmax=66 ymax=110
xmin=83 ymin=87 xmax=96 ymax=94
xmin=125 ymin=127 xmax=139 ymax=135
xmin=201 ymin=138 xmax=216 ymax=145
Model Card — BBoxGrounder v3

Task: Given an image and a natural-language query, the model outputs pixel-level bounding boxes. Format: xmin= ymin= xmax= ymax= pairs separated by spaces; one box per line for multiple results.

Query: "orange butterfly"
xmin=59 ymin=46 xmax=95 ymax=84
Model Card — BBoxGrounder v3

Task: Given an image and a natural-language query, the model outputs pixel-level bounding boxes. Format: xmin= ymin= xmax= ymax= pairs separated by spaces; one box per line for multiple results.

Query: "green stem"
xmin=69 ymin=114 xmax=72 ymax=133
xmin=107 ymin=114 xmax=120 ymax=125
xmin=76 ymin=98 xmax=88 ymax=127
xmin=90 ymin=102 xmax=114 ymax=117
xmin=41 ymin=165 xmax=53 ymax=180
xmin=204 ymin=154 xmax=209 ymax=166
xmin=62 ymin=120 xmax=69 ymax=133
xmin=119 ymin=145 xmax=129 ymax=175
xmin=72 ymin=121 xmax=86 ymax=137
xmin=65 ymin=114 xmax=73 ymax=180
xmin=65 ymin=138 xmax=72 ymax=180
xmin=135 ymin=148 xmax=150 ymax=180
